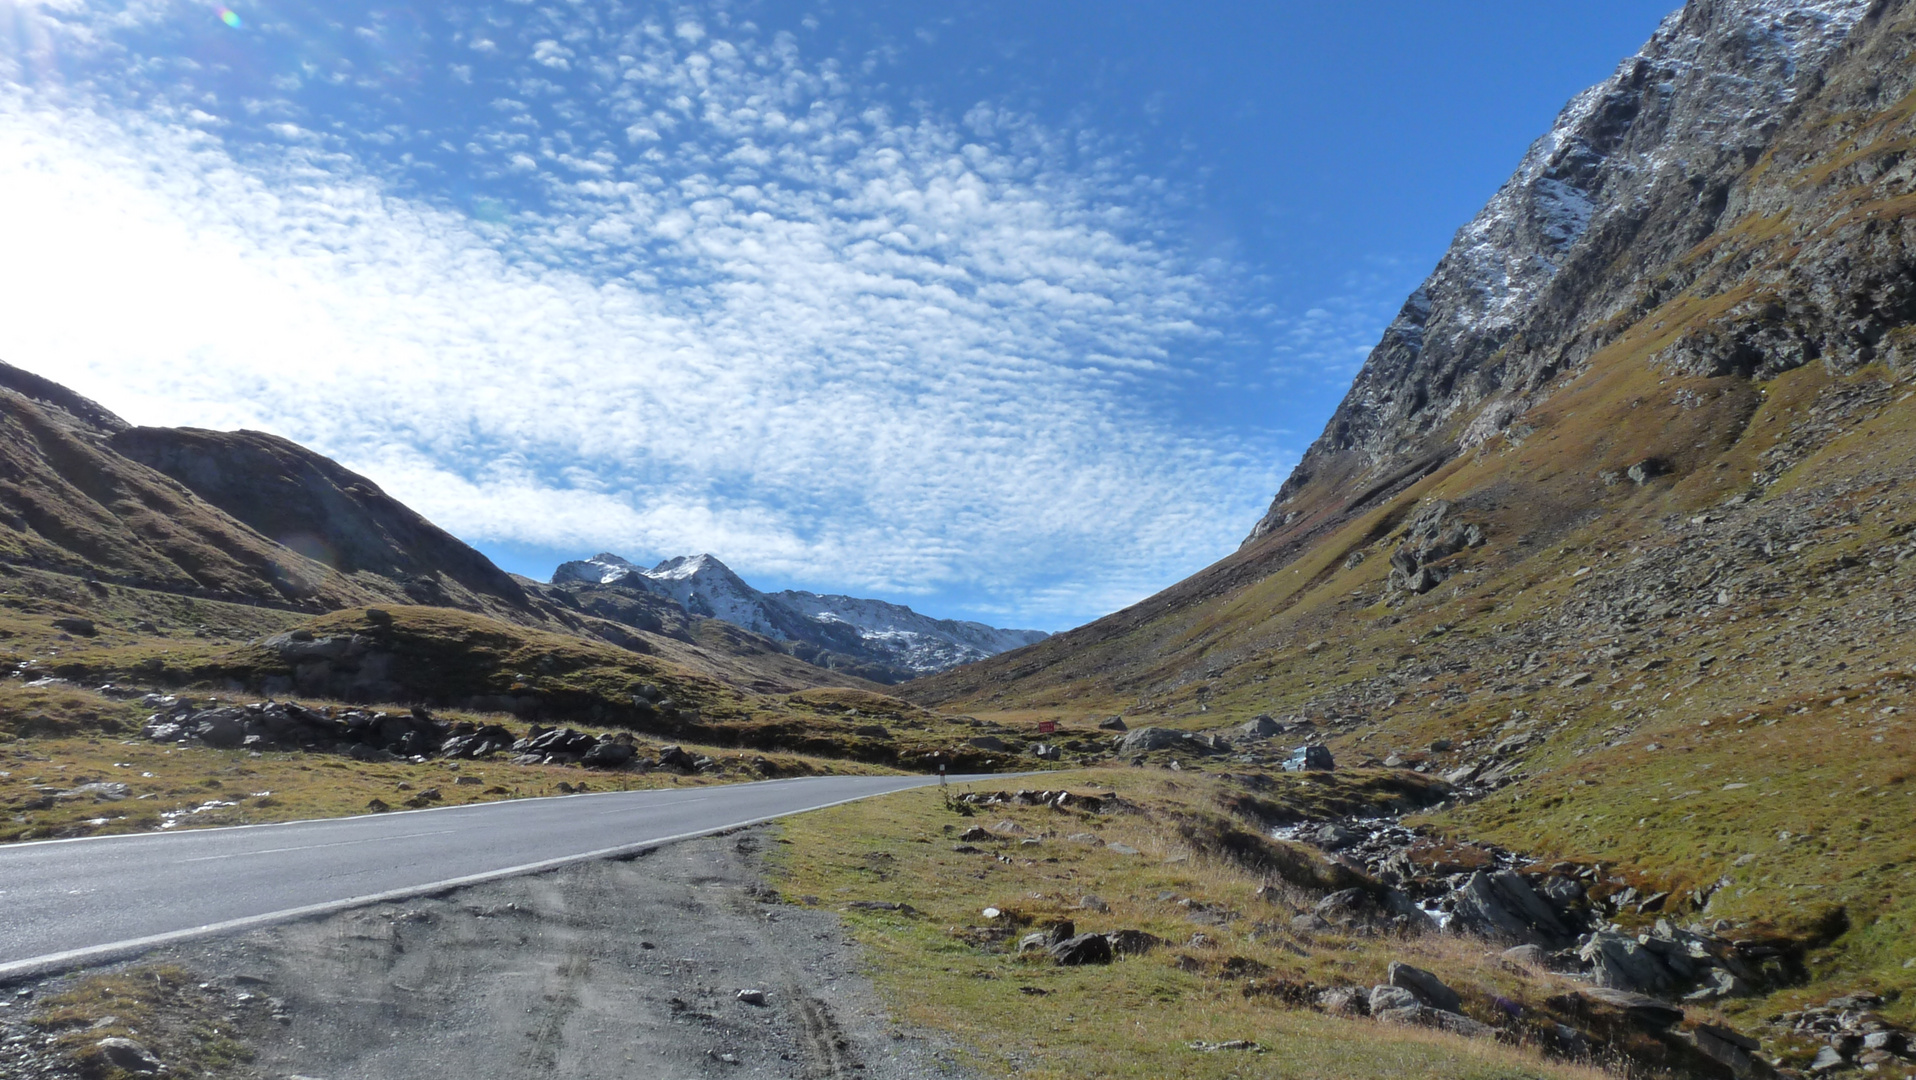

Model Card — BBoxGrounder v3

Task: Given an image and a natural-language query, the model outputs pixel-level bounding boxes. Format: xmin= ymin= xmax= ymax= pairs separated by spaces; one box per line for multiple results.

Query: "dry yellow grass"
xmin=0 ymin=681 xmax=896 ymax=844
xmin=776 ymin=770 xmax=1622 ymax=1080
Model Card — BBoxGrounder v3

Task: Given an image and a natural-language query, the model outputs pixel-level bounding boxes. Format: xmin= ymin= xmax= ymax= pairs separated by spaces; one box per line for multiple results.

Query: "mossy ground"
xmin=26 ymin=966 xmax=255 ymax=1080
xmin=775 ymin=769 xmax=1621 ymax=1080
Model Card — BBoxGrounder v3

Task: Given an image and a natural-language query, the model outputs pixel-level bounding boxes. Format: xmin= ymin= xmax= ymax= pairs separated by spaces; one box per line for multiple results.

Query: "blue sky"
xmin=0 ymin=0 xmax=1677 ymax=631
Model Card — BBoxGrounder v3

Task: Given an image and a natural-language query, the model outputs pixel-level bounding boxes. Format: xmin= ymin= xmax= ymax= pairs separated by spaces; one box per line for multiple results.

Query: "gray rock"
xmin=52 ymin=617 xmax=97 ymax=637
xmin=1449 ymin=870 xmax=1571 ymax=945
xmin=1683 ymin=967 xmax=1753 ymax=1001
xmin=1030 ymin=743 xmax=1062 ymax=761
xmin=93 ymin=1038 xmax=162 ymax=1074
xmin=193 ymin=710 xmax=249 ymax=749
xmin=1117 ymin=727 xmax=1184 ymax=754
xmin=1811 ymin=1045 xmax=1847 ymax=1073
xmin=1369 ymin=985 xmax=1422 ymax=1015
xmin=1388 ymin=961 xmax=1462 ymax=1013
xmin=1500 ymin=944 xmax=1547 ymax=967
xmin=1315 ymin=986 xmax=1370 ymax=1016
xmin=1627 ymin=459 xmax=1667 ymax=485
xmin=1049 ymin=932 xmax=1113 ymax=966
xmin=1104 ymin=930 xmax=1161 ymax=956
xmin=1106 ymin=842 xmax=1140 ymax=856
xmin=958 ymin=826 xmax=993 ymax=842
xmin=579 ymin=738 xmax=636 ymax=769
xmin=734 ymin=989 xmax=768 ymax=1006
xmin=1240 ymin=714 xmax=1281 ymax=738
xmin=1579 ymin=987 xmax=1684 ymax=1030
xmin=1078 ymin=895 xmax=1110 ymax=913
xmin=1426 ymin=1009 xmax=1497 ymax=1038
xmin=1580 ymin=930 xmax=1680 ymax=993
xmin=966 ymin=735 xmax=1009 ymax=752
xmin=1538 ymin=876 xmax=1584 ymax=906
xmin=1098 ymin=716 xmax=1128 ymax=731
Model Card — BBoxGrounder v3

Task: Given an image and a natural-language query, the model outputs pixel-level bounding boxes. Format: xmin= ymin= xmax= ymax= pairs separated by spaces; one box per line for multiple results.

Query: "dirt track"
xmin=8 ymin=826 xmax=976 ymax=1080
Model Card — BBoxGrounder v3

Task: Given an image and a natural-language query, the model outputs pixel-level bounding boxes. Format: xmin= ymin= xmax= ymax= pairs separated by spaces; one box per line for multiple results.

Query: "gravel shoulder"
xmin=1 ymin=827 xmax=978 ymax=1080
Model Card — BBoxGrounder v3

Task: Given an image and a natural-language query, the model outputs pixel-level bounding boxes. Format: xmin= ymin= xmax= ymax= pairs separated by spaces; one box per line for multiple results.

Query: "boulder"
xmin=1687 ymin=1023 xmax=1763 ymax=1077
xmin=656 ymin=745 xmax=697 ymax=772
xmin=1449 ymin=870 xmax=1572 ymax=945
xmin=1316 ymin=986 xmax=1371 ymax=1015
xmin=1810 ymin=1046 xmax=1847 ymax=1073
xmin=93 ymin=1038 xmax=162 ymax=1075
xmin=1388 ymin=961 xmax=1463 ymax=1013
xmin=1049 ymin=932 xmax=1114 ymax=966
xmin=967 ymin=735 xmax=1009 ymax=752
xmin=52 ymin=617 xmax=97 ymax=637
xmin=1241 ymin=714 xmax=1282 ymax=738
xmin=194 ymin=710 xmax=248 ymax=749
xmin=1117 ymin=727 xmax=1184 ymax=754
xmin=1369 ymin=985 xmax=1422 ymax=1015
xmin=1019 ymin=921 xmax=1077 ymax=953
xmin=1580 ymin=931 xmax=1680 ymax=993
xmin=580 ymin=738 xmax=636 ymax=769
xmin=1501 ymin=944 xmax=1547 ymax=967
xmin=1098 ymin=716 xmax=1128 ymax=731
xmin=1104 ymin=929 xmax=1162 ymax=956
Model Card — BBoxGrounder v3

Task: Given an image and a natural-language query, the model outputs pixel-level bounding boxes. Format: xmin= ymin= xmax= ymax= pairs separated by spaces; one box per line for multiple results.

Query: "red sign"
xmin=1037 ymin=721 xmax=1058 ymax=734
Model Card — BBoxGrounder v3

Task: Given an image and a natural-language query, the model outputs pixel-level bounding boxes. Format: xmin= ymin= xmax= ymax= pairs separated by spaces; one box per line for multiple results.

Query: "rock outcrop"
xmin=1247 ymin=0 xmax=1878 ymax=546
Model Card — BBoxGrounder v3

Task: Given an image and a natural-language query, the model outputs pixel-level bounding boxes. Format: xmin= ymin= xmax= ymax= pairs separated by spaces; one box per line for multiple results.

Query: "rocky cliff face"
xmin=553 ymin=553 xmax=1048 ymax=682
xmin=1248 ymin=0 xmax=1878 ymax=544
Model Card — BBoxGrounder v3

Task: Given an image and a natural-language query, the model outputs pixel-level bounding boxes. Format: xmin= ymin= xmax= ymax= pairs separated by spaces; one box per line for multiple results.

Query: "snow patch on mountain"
xmin=552 ymin=552 xmax=1048 ymax=678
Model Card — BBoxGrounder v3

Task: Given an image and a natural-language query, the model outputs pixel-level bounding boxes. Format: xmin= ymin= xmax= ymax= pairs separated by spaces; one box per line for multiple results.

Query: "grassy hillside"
xmin=894 ymin=1 xmax=1916 ymax=1048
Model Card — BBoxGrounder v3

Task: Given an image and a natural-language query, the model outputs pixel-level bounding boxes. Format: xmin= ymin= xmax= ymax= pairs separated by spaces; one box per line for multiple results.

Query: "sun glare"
xmin=218 ymin=8 xmax=242 ymax=30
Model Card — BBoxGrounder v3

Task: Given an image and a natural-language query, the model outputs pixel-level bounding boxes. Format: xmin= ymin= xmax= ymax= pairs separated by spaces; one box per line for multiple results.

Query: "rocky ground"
xmin=0 ymin=828 xmax=976 ymax=1080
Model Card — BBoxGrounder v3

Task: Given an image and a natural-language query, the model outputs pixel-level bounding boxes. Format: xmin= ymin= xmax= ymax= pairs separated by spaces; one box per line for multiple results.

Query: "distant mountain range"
xmin=553 ymin=553 xmax=1048 ymax=683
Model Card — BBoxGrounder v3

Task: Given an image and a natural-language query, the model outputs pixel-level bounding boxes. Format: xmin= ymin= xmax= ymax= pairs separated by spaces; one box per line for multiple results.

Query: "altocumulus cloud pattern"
xmin=0 ymin=0 xmax=1294 ymax=629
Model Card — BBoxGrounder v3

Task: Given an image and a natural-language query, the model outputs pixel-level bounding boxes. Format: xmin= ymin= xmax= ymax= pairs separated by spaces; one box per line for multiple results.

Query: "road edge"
xmin=0 ymin=776 xmax=943 ymax=984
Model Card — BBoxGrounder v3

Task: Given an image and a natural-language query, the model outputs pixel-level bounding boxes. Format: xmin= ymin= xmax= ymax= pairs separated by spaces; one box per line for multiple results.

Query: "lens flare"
xmin=218 ymin=9 xmax=242 ymax=29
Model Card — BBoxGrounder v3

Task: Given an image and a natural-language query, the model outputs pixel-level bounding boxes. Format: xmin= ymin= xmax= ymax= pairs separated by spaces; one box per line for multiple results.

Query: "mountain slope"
xmin=0 ymin=367 xmax=381 ymax=610
xmin=553 ymin=553 xmax=1048 ymax=682
xmin=902 ymin=0 xmax=1916 ymax=1026
xmin=108 ymin=426 xmax=529 ymax=616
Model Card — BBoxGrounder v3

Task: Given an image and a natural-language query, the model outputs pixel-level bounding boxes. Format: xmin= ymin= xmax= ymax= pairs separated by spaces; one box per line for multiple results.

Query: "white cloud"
xmin=0 ymin=1 xmax=1290 ymax=630
xmin=530 ymin=39 xmax=573 ymax=70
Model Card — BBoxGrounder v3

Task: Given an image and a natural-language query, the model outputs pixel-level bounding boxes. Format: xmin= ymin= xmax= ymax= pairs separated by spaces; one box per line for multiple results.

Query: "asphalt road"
xmin=0 ymin=773 xmax=969 ymax=980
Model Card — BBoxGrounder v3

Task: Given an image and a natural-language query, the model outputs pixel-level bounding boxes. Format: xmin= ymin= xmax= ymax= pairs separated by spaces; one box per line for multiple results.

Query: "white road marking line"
xmin=181 ymin=830 xmax=457 ymax=863
xmin=0 ymin=778 xmax=954 ymax=981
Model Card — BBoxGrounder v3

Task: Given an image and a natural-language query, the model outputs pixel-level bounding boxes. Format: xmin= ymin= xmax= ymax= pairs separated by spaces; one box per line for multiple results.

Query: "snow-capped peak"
xmin=549 ymin=551 xmax=1049 ymax=681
